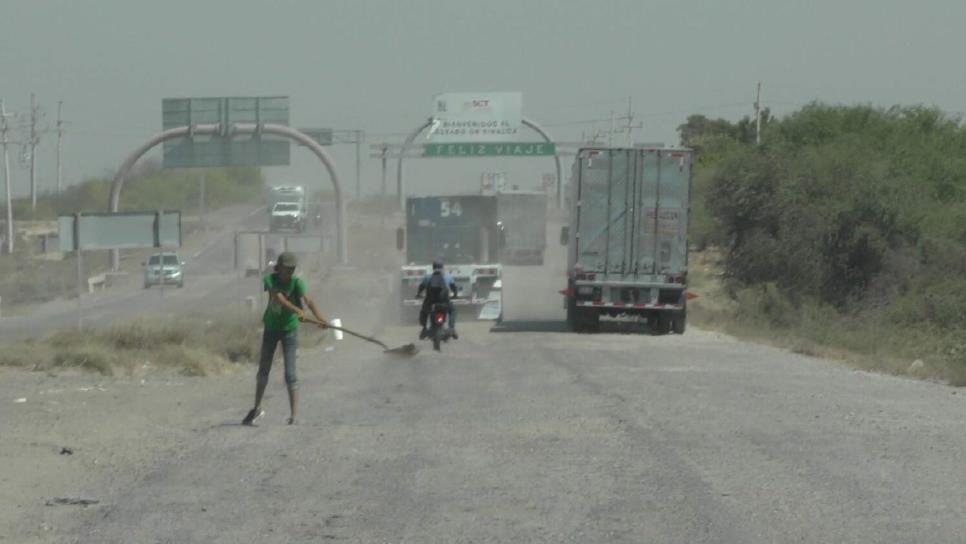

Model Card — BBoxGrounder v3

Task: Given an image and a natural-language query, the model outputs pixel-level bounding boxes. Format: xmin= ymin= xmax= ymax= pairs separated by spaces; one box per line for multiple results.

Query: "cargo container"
xmin=561 ymin=147 xmax=692 ymax=333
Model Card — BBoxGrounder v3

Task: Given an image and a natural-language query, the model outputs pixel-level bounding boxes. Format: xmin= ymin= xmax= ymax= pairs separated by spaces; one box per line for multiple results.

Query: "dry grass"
xmin=688 ymin=249 xmax=966 ymax=386
xmin=0 ymin=312 xmax=330 ymax=377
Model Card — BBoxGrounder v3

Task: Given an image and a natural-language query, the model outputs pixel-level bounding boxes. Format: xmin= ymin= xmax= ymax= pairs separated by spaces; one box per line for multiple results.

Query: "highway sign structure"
xmin=427 ymin=92 xmax=522 ymax=143
xmin=300 ymin=128 xmax=334 ymax=146
xmin=162 ymin=97 xmax=290 ymax=168
xmin=58 ymin=211 xmax=181 ymax=252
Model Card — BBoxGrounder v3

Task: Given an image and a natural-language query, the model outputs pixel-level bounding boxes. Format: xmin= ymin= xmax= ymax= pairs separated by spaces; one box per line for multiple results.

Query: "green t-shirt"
xmin=262 ymin=273 xmax=306 ymax=331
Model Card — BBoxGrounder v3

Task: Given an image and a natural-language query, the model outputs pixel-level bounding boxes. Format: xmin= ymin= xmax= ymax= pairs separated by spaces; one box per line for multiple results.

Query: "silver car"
xmin=143 ymin=252 xmax=185 ymax=288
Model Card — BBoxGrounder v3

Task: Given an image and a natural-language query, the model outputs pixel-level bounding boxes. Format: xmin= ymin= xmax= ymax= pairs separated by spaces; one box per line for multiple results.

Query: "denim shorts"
xmin=257 ymin=329 xmax=299 ymax=390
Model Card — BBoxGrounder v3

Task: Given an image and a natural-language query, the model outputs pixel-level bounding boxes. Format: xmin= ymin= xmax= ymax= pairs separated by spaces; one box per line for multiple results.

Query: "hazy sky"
xmin=2 ymin=0 xmax=965 ymax=199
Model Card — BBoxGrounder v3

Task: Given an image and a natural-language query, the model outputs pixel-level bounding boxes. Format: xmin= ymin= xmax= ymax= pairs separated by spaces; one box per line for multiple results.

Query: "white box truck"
xmin=561 ymin=147 xmax=693 ymax=333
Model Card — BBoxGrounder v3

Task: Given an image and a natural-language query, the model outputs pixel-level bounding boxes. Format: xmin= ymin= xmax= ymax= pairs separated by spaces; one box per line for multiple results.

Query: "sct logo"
xmin=462 ymin=99 xmax=491 ymax=111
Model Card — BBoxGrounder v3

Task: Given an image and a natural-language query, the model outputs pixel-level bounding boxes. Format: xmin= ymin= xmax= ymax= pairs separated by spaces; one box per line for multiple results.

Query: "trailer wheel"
xmin=587 ymin=309 xmax=601 ymax=332
xmin=576 ymin=308 xmax=600 ymax=332
xmin=649 ymin=313 xmax=670 ymax=335
xmin=672 ymin=311 xmax=687 ymax=335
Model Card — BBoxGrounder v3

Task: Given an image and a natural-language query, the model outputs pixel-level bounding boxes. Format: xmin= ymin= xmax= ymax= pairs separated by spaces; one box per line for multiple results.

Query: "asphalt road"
xmin=4 ymin=213 xmax=966 ymax=543
xmin=17 ymin=318 xmax=961 ymax=543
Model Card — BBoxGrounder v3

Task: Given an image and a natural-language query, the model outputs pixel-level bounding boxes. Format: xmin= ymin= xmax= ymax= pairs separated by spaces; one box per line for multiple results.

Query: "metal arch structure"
xmin=107 ymin=123 xmax=348 ymax=270
xmin=521 ymin=119 xmax=563 ymax=210
xmin=394 ymin=118 xmax=432 ymax=211
xmin=395 ymin=117 xmax=564 ymax=211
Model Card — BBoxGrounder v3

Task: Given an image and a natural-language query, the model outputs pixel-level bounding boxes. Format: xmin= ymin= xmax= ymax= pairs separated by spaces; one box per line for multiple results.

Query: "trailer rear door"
xmin=575 ymin=148 xmax=635 ymax=274
xmin=635 ymin=149 xmax=691 ymax=276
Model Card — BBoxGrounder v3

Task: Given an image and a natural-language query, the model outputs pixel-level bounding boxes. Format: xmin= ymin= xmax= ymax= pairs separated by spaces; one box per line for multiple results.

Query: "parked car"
xmin=143 ymin=252 xmax=185 ymax=288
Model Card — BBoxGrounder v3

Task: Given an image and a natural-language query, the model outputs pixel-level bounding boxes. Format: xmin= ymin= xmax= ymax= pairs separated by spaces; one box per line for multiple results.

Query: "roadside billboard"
xmin=427 ymin=92 xmax=522 ymax=143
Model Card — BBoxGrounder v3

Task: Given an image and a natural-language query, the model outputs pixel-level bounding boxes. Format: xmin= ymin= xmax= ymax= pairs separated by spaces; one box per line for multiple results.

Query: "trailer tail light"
xmin=576 ymin=272 xmax=596 ymax=281
xmin=667 ymin=273 xmax=687 ymax=285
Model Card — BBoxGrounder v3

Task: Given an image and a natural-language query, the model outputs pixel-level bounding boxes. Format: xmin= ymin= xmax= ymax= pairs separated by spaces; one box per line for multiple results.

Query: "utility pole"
xmin=755 ymin=82 xmax=762 ymax=145
xmin=1 ymin=99 xmax=13 ymax=254
xmin=626 ymin=97 xmax=634 ymax=146
xmin=379 ymin=144 xmax=389 ymax=226
xmin=355 ymin=129 xmax=363 ymax=201
xmin=56 ymin=101 xmax=63 ymax=196
xmin=379 ymin=144 xmax=388 ymax=202
xmin=608 ymin=111 xmax=615 ymax=147
xmin=199 ymin=171 xmax=207 ymax=235
xmin=622 ymin=96 xmax=642 ymax=146
xmin=29 ymin=93 xmax=38 ymax=213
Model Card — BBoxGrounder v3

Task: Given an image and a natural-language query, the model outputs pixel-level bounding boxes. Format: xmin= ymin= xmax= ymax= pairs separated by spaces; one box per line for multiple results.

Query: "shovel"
xmin=300 ymin=316 xmax=419 ymax=356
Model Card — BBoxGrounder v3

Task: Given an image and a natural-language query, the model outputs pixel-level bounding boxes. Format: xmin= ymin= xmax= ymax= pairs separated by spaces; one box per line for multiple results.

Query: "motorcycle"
xmin=417 ymin=285 xmax=460 ymax=351
xmin=426 ymin=302 xmax=455 ymax=352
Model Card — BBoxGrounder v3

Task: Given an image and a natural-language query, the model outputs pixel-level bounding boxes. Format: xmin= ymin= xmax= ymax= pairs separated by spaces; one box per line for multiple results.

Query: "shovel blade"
xmin=384 ymin=343 xmax=419 ymax=356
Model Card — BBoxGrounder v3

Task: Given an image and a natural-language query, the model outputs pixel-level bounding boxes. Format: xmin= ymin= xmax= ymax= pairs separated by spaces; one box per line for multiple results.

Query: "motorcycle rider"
xmin=417 ymin=261 xmax=459 ymax=340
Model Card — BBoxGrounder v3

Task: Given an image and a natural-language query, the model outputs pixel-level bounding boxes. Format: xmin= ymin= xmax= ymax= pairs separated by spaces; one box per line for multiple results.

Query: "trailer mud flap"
xmin=478 ymin=300 xmax=501 ymax=320
xmin=478 ymin=280 xmax=503 ymax=320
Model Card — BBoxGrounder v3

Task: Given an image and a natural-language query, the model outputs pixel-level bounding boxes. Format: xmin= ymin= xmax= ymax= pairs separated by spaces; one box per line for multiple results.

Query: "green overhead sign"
xmin=423 ymin=142 xmax=556 ymax=158
xmin=162 ymin=96 xmax=290 ymax=168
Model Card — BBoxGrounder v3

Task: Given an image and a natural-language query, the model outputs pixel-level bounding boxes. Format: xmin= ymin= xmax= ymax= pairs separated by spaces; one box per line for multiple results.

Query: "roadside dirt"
xmin=0 ymin=262 xmax=394 ymax=542
xmin=0 ymin=209 xmax=404 ymax=542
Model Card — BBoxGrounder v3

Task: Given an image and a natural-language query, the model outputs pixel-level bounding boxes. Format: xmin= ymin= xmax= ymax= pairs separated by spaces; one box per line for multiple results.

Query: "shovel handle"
xmin=300 ymin=316 xmax=390 ymax=350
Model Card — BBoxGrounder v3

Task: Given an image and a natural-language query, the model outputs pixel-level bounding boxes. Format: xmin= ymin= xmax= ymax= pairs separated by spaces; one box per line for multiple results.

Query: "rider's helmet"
xmin=432 ymin=261 xmax=444 ymax=271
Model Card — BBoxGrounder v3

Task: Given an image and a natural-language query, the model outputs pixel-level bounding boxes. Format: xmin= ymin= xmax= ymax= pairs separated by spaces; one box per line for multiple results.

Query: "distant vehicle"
xmin=397 ymin=195 xmax=503 ymax=321
xmin=496 ymin=191 xmax=547 ymax=265
xmin=143 ymin=252 xmax=185 ymax=288
xmin=269 ymin=185 xmax=305 ymax=207
xmin=270 ymin=202 xmax=306 ymax=232
xmin=480 ymin=174 xmax=547 ymax=265
xmin=269 ymin=185 xmax=307 ymax=232
xmin=561 ymin=147 xmax=693 ymax=334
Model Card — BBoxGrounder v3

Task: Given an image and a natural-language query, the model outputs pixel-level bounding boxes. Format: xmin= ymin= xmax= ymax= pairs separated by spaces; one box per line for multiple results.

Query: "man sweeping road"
xmin=242 ymin=252 xmax=328 ymax=426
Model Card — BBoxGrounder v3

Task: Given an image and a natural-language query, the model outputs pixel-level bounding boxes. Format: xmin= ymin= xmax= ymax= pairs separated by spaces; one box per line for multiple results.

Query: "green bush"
xmin=11 ymin=163 xmax=265 ymax=219
xmin=695 ymin=103 xmax=966 ymax=314
xmin=683 ymin=103 xmax=966 ymax=383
